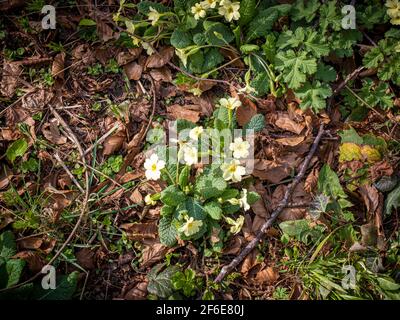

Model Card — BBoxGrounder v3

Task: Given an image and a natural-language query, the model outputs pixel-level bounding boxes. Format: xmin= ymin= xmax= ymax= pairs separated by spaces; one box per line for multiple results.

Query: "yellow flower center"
xmin=228 ymin=164 xmax=237 ymax=172
xmin=151 ymin=163 xmax=157 ymax=171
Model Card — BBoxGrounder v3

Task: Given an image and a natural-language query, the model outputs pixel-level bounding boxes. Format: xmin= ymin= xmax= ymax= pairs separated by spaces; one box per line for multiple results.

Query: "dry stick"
xmin=83 ymin=123 xmax=120 ymax=156
xmin=0 ymin=104 xmax=90 ymax=292
xmin=215 ymin=124 xmax=326 ymax=283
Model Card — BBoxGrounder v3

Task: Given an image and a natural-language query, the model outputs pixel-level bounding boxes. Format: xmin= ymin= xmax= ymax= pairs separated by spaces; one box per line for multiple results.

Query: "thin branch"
xmin=215 ymin=124 xmax=326 ymax=283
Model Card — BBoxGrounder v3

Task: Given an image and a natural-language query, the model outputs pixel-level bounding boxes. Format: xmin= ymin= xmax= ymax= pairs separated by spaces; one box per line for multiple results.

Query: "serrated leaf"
xmin=137 ymin=1 xmax=168 ymax=14
xmin=315 ymin=63 xmax=337 ymax=82
xmin=291 ymin=0 xmax=320 ymax=23
xmin=195 ymin=174 xmax=227 ymax=200
xmin=205 ymin=22 xmax=234 ymax=46
xmin=244 ymin=114 xmax=265 ymax=132
xmin=275 ymin=50 xmax=317 ymax=90
xmin=339 ymin=128 xmax=364 ymax=145
xmin=247 ymin=191 xmax=260 ymax=205
xmin=250 ymin=72 xmax=270 ymax=96
xmin=246 ymin=9 xmax=279 ymax=41
xmin=147 ymin=264 xmax=178 ymax=298
xmin=6 ymin=259 xmax=25 ymax=288
xmin=159 ymin=215 xmax=177 ymax=247
xmin=32 ymin=271 xmax=78 ymax=300
xmin=160 ymin=185 xmax=186 ymax=206
xmin=6 ymin=139 xmax=28 ymax=163
xmin=385 ymin=184 xmax=400 ymax=216
xmin=171 ymin=28 xmax=192 ymax=49
xmin=204 ymin=202 xmax=222 ymax=220
xmin=295 ymin=81 xmax=332 ymax=113
xmin=0 ymin=231 xmax=17 ymax=260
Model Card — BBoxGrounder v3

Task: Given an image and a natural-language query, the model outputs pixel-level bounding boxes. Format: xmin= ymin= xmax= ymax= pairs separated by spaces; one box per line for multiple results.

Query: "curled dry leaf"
xmin=42 ymin=119 xmax=68 ymax=145
xmin=117 ymin=48 xmax=143 ymax=66
xmin=0 ymin=167 xmax=12 ymax=190
xmin=236 ymin=95 xmax=258 ymax=127
xmin=149 ymin=67 xmax=172 ymax=82
xmin=124 ymin=62 xmax=143 ymax=81
xmin=120 ymin=222 xmax=158 ymax=241
xmin=188 ymin=92 xmax=214 ymax=117
xmin=167 ymin=104 xmax=200 ymax=123
xmin=124 ymin=280 xmax=148 ymax=300
xmin=304 ymin=167 xmax=319 ymax=194
xmin=103 ymin=130 xmax=126 ymax=156
xmin=13 ymin=251 xmax=45 ymax=273
xmin=145 ymin=47 xmax=174 ymax=69
xmin=1 ymin=60 xmax=21 ymax=98
xmin=240 ymin=249 xmax=259 ymax=275
xmin=96 ymin=19 xmax=114 ymax=42
xmin=274 ymin=113 xmax=305 ymax=134
xmin=141 ymin=242 xmax=169 ymax=268
xmin=254 ymin=267 xmax=279 ymax=285
xmin=275 ymin=136 xmax=305 ymax=146
xmin=75 ymin=248 xmax=96 ymax=269
xmin=222 ymin=236 xmax=244 ymax=255
xmin=129 ymin=188 xmax=143 ymax=204
xmin=51 ymin=52 xmax=66 ymax=79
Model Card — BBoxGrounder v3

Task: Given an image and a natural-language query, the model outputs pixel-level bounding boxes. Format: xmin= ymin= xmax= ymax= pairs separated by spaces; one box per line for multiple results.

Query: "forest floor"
xmin=0 ymin=0 xmax=399 ymax=300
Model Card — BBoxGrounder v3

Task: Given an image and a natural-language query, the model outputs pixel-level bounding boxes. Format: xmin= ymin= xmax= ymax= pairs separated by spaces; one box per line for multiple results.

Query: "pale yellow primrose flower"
xmin=227 ymin=189 xmax=250 ymax=211
xmin=385 ymin=0 xmax=400 ymax=24
xmin=219 ymin=97 xmax=242 ymax=110
xmin=218 ymin=0 xmax=240 ymax=22
xmin=179 ymin=216 xmax=203 ymax=237
xmin=148 ymin=7 xmax=160 ymax=26
xmin=144 ymin=154 xmax=165 ymax=180
xmin=239 ymin=189 xmax=250 ymax=211
xmin=189 ymin=126 xmax=204 ymax=141
xmin=225 ymin=216 xmax=244 ymax=234
xmin=182 ymin=145 xmax=198 ymax=166
xmin=142 ymin=42 xmax=155 ymax=55
xmin=191 ymin=3 xmax=207 ymax=20
xmin=201 ymin=0 xmax=218 ymax=9
xmin=221 ymin=159 xmax=246 ymax=182
xmin=144 ymin=194 xmax=157 ymax=206
xmin=229 ymin=137 xmax=250 ymax=159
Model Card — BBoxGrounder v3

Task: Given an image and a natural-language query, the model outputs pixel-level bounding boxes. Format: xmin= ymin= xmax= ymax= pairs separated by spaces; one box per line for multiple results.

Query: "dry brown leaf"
xmin=124 ymin=281 xmax=148 ymax=300
xmin=13 ymin=251 xmax=44 ymax=273
xmin=17 ymin=237 xmax=43 ymax=250
xmin=149 ymin=67 xmax=172 ymax=82
xmin=51 ymin=52 xmax=66 ymax=79
xmin=369 ymin=161 xmax=394 ymax=182
xmin=254 ymin=267 xmax=279 ymax=284
xmin=141 ymin=242 xmax=169 ymax=268
xmin=222 ymin=236 xmax=244 ymax=255
xmin=0 ymin=213 xmax=13 ymax=231
xmin=129 ymin=188 xmax=143 ymax=204
xmin=240 ymin=249 xmax=259 ymax=275
xmin=0 ymin=167 xmax=12 ymax=190
xmin=145 ymin=47 xmax=174 ymax=69
xmin=96 ymin=19 xmax=114 ymax=42
xmin=188 ymin=92 xmax=214 ymax=117
xmin=75 ymin=248 xmax=96 ymax=269
xmin=124 ymin=62 xmax=143 ymax=81
xmin=167 ymin=104 xmax=200 ymax=123
xmin=272 ymin=182 xmax=311 ymax=221
xmin=103 ymin=130 xmax=126 ymax=156
xmin=1 ymin=60 xmax=21 ymax=98
xmin=120 ymin=222 xmax=158 ymax=241
xmin=275 ymin=136 xmax=305 ymax=146
xmin=42 ymin=119 xmax=67 ymax=145
xmin=236 ymin=95 xmax=258 ymax=126
xmin=304 ymin=167 xmax=319 ymax=193
xmin=274 ymin=113 xmax=305 ymax=134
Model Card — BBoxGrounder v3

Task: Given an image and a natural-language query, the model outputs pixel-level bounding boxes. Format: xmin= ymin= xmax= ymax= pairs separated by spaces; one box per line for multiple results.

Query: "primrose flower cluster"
xmin=141 ymin=95 xmax=258 ymax=241
xmin=191 ymin=0 xmax=241 ymax=22
xmin=144 ymin=96 xmax=250 ymax=183
xmin=386 ymin=0 xmax=400 ymax=25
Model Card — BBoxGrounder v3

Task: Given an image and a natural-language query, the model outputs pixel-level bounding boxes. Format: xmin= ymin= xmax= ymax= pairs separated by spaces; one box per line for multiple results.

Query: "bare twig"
xmin=215 ymin=124 xmax=326 ymax=283
xmin=83 ymin=123 xmax=120 ymax=156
